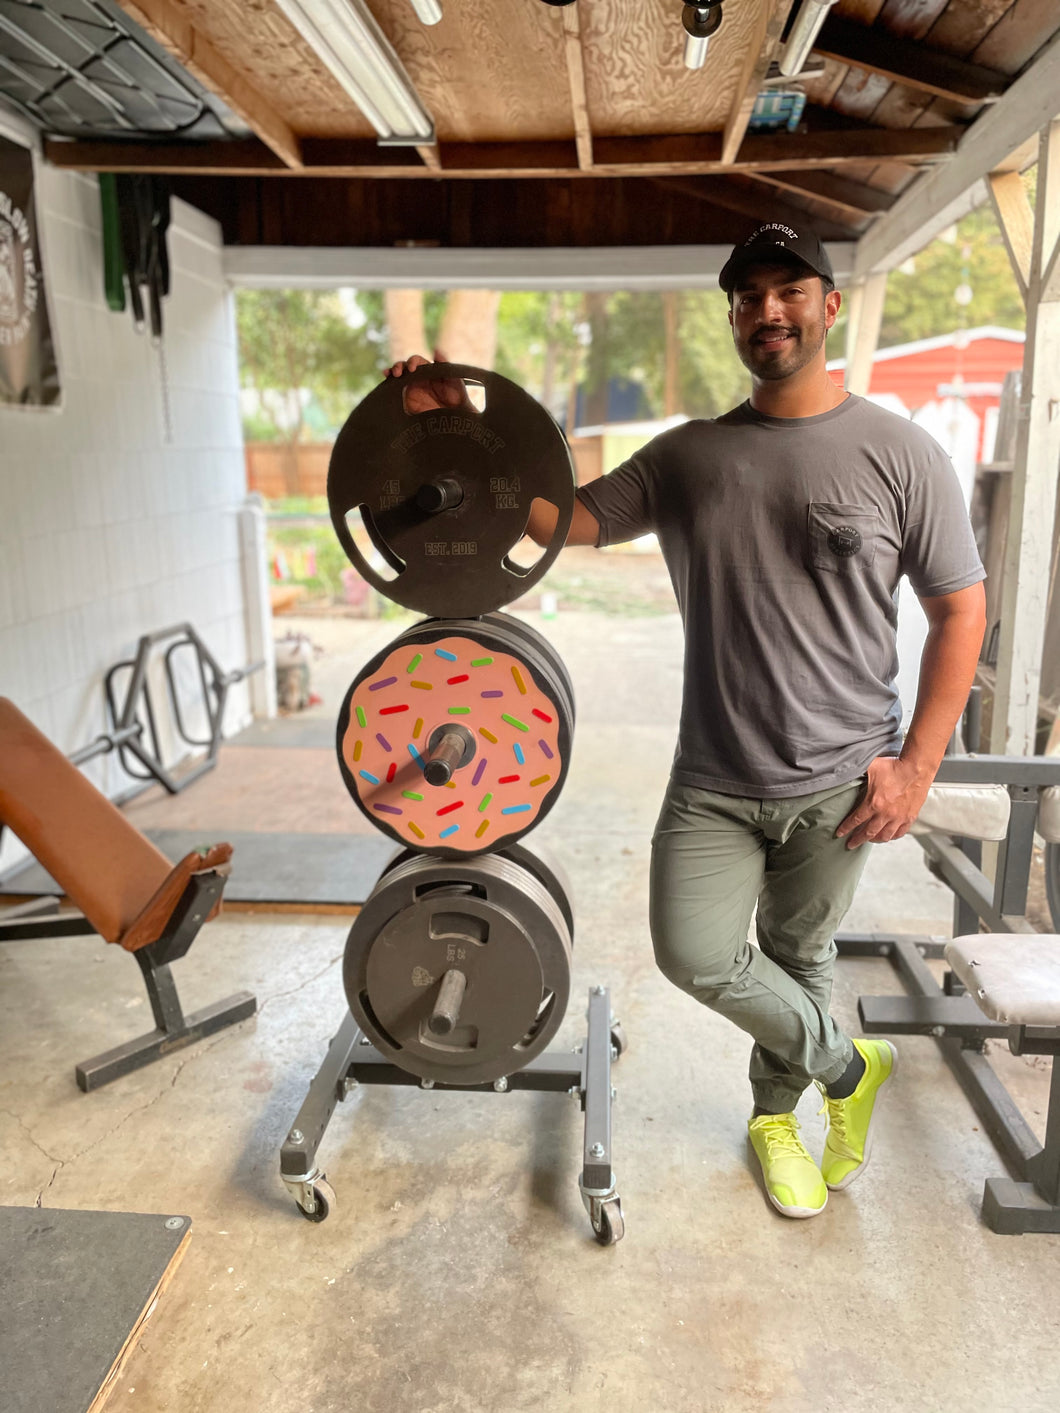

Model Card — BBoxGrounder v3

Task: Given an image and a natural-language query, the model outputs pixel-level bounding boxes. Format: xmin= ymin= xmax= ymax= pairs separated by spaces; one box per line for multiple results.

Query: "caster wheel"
xmin=591 ymin=1195 xmax=624 ymax=1246
xmin=610 ymin=1022 xmax=627 ymax=1059
xmin=298 ymin=1177 xmax=335 ymax=1223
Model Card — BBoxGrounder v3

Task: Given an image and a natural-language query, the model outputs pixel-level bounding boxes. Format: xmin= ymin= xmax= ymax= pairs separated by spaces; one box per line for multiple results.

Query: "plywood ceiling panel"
xmin=175 ymin=0 xmax=375 ymax=137
xmin=369 ymin=0 xmax=574 ymax=143
xmin=578 ymin=0 xmax=771 ymax=139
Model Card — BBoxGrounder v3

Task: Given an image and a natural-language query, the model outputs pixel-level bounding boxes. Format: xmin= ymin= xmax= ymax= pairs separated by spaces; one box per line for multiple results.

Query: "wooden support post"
xmin=843 ymin=272 xmax=887 ymax=396
xmin=990 ymin=121 xmax=1060 ymax=756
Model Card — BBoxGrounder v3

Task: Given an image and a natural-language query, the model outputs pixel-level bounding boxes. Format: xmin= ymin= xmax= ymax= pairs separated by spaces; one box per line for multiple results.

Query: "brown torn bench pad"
xmin=0 ymin=698 xmax=227 ymax=949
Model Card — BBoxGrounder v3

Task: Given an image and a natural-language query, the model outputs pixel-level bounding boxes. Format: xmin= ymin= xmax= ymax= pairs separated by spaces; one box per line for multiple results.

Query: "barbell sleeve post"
xmin=423 ymin=727 xmax=468 ymax=786
xmin=428 ymin=968 xmax=467 ymax=1035
xmin=415 ymin=478 xmax=464 ymax=514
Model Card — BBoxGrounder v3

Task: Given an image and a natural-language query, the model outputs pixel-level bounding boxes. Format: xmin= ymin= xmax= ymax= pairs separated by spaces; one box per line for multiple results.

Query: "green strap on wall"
xmin=98 ymin=173 xmax=125 ymax=312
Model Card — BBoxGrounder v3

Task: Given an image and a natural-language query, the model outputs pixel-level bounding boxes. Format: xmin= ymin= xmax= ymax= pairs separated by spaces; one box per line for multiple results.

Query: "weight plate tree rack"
xmin=280 ymin=365 xmax=625 ymax=1244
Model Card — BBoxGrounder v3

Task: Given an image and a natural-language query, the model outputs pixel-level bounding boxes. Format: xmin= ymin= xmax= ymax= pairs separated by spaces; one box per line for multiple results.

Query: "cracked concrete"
xmin=3 ymin=609 xmax=1060 ymax=1413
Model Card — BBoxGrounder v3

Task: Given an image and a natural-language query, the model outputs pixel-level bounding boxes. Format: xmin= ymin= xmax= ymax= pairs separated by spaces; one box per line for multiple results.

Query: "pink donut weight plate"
xmin=337 ymin=631 xmax=569 ymax=855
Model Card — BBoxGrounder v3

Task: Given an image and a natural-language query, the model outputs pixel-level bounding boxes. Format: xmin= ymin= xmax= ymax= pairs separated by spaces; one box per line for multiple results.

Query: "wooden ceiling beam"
xmin=748 ymin=169 xmax=896 ymax=220
xmin=650 ymin=174 xmax=858 ymax=235
xmin=721 ymin=0 xmax=789 ymax=166
xmin=112 ymin=0 xmax=303 ymax=169
xmin=560 ymin=3 xmax=593 ymax=170
xmin=814 ymin=14 xmax=1009 ymax=107
xmin=43 ymin=123 xmax=962 ymax=180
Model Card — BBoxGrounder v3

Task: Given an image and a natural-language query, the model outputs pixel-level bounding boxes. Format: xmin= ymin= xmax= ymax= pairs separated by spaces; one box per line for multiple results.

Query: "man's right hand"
xmin=384 ymin=348 xmax=472 ymax=414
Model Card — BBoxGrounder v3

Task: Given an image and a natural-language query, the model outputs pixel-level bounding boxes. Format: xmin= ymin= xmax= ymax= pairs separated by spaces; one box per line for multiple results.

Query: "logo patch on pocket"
xmin=827 ymin=525 xmax=863 ymax=558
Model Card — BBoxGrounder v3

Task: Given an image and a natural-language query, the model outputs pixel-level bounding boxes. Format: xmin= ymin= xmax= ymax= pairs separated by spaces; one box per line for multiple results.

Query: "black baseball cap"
xmin=719 ymin=221 xmax=835 ymax=294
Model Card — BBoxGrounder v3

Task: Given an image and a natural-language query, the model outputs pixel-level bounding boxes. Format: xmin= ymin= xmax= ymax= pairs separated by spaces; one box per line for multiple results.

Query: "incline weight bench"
xmin=837 ymin=754 xmax=1060 ymax=1233
xmin=0 ymin=698 xmax=256 ymax=1090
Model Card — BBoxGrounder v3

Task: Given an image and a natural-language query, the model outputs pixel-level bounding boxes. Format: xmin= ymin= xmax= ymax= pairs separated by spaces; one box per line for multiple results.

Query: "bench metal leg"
xmin=837 ymin=930 xmax=1060 ymax=1235
xmin=984 ymin=1061 xmax=1060 ymax=1234
xmin=75 ymin=947 xmax=256 ymax=1091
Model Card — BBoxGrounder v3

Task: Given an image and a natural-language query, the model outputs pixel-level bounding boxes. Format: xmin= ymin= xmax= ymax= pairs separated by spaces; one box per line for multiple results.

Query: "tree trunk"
xmin=582 ymin=291 xmax=611 ymax=428
xmin=386 ymin=289 xmax=428 ymax=362
xmin=438 ymin=289 xmax=502 ymax=368
xmin=663 ymin=291 xmax=681 ymax=417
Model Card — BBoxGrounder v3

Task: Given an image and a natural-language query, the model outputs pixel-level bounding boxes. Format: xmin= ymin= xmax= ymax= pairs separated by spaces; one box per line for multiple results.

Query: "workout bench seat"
xmin=0 ymin=697 xmax=256 ymax=1089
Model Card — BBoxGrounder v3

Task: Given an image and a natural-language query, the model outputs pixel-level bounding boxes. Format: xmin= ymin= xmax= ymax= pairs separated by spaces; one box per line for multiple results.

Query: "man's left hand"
xmin=835 ymin=756 xmax=934 ymax=849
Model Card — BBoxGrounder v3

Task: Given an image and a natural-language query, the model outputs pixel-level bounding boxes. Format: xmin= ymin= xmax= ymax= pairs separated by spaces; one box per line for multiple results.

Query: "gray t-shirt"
xmin=576 ymin=395 xmax=985 ymax=798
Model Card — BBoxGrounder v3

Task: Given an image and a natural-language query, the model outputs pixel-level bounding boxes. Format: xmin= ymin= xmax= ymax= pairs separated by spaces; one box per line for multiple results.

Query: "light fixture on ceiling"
xmin=682 ymin=2 xmax=725 ymax=71
xmin=274 ymin=0 xmax=435 ymax=144
xmin=778 ymin=0 xmax=839 ymax=79
xmin=408 ymin=0 xmax=442 ymax=23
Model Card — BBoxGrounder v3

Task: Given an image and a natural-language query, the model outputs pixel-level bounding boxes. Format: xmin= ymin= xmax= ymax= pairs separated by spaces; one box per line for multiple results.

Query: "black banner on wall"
xmin=0 ymin=135 xmax=60 ymax=407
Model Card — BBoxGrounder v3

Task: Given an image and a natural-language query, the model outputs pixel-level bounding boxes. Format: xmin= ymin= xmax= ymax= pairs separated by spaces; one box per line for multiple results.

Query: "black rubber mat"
xmin=0 ymin=830 xmax=395 ymax=906
xmin=1 ymin=1206 xmax=190 ymax=1413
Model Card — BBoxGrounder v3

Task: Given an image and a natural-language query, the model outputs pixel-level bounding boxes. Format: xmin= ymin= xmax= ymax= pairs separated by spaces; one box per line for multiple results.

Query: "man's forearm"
xmin=901 ymin=592 xmax=986 ymax=778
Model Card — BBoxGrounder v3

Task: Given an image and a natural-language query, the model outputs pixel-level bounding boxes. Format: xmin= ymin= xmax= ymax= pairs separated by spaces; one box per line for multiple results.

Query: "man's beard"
xmin=735 ymin=314 xmax=827 ymax=381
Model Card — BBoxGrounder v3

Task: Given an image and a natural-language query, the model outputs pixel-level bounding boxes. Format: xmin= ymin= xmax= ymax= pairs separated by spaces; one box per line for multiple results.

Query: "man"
xmin=386 ymin=220 xmax=987 ymax=1220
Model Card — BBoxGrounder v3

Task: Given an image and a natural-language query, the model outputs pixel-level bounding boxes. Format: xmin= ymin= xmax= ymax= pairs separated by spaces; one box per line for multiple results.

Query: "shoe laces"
xmin=816 ymin=1084 xmax=850 ymax=1142
xmin=755 ymin=1114 xmax=807 ymax=1160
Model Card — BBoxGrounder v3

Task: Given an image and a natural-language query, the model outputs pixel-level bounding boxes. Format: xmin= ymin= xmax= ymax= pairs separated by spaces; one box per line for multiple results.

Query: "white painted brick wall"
xmin=0 ymin=138 xmax=257 ymax=876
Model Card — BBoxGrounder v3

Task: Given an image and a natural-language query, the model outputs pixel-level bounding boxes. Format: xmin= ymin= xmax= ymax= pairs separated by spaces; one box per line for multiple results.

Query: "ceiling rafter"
xmin=814 ymin=14 xmax=1009 ymax=107
xmin=559 ymin=4 xmax=593 ymax=171
xmin=649 ymin=173 xmax=858 ymax=236
xmin=747 ymin=169 xmax=896 ymax=221
xmin=720 ymin=0 xmax=788 ymax=166
xmin=112 ymin=0 xmax=302 ymax=169
xmin=42 ymin=121 xmax=962 ymax=180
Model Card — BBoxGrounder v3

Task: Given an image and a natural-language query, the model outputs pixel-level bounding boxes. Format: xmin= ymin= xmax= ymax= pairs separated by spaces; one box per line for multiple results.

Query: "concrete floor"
xmin=3 ymin=606 xmax=1060 ymax=1413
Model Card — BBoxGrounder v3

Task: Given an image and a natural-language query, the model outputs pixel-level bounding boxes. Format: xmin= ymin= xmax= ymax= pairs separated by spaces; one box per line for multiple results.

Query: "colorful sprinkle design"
xmin=341 ymin=633 xmax=565 ymax=850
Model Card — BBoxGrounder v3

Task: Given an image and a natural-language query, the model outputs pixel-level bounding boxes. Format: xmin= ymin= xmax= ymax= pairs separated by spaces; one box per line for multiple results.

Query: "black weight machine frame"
xmin=280 ymin=985 xmax=625 ymax=1243
xmin=835 ymin=750 xmax=1060 ymax=1233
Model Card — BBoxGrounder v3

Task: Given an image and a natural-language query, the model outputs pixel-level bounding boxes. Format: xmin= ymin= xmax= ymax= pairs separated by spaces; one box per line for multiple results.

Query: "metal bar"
xmin=994 ymin=792 xmax=1038 ymax=918
xmin=835 ymin=932 xmax=948 ymax=959
xmin=891 ymin=937 xmax=945 ymax=996
xmin=135 ymin=948 xmax=186 ymax=1034
xmin=933 ymin=755 xmax=1060 ymax=785
xmin=858 ymin=994 xmax=1012 ymax=1040
xmin=916 ymin=832 xmax=1037 ymax=935
xmin=954 ymin=838 xmax=982 ymax=938
xmin=1030 ymin=1063 xmax=1060 ymax=1204
xmin=940 ymin=1039 xmax=1042 ymax=1178
xmin=581 ymin=986 xmax=613 ymax=1191
xmin=0 ymin=913 xmax=98 ymax=942
xmin=68 ymin=723 xmax=142 ymax=766
xmin=281 ymin=1010 xmax=362 ymax=1179
xmin=75 ymin=989 xmax=256 ymax=1092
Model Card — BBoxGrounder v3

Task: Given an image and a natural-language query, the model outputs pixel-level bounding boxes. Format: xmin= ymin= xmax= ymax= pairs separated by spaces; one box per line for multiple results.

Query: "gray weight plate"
xmin=380 ymin=838 xmax=575 ymax=940
xmin=328 ymin=364 xmax=575 ymax=619
xmin=343 ymin=853 xmax=572 ymax=1085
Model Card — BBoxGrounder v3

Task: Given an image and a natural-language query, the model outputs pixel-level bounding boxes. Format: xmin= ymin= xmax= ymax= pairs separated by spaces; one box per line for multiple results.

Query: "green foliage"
xmin=880 ymin=205 xmax=1025 ymax=348
xmin=236 ymin=289 xmax=384 ymax=443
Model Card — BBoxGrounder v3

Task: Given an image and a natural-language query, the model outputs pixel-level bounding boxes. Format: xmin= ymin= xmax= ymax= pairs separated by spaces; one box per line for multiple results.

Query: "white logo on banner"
xmin=0 ymin=192 xmax=38 ymax=346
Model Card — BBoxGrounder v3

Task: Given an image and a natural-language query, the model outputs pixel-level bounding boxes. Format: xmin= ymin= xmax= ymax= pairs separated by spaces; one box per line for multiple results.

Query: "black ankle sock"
xmin=751 ymin=1105 xmax=789 ymax=1119
xmin=825 ymin=1049 xmax=866 ymax=1100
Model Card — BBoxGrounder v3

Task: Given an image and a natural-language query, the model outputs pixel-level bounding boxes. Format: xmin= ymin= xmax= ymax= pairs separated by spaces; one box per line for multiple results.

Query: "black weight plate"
xmin=344 ymin=853 xmax=573 ymax=1085
xmin=478 ymin=614 xmax=575 ymax=729
xmin=381 ymin=837 xmax=575 ymax=940
xmin=328 ymin=364 xmax=575 ymax=619
xmin=336 ymin=617 xmax=573 ymax=858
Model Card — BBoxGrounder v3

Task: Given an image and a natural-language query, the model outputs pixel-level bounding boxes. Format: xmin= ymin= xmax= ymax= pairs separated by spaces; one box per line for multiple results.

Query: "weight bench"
xmin=0 ymin=698 xmax=256 ymax=1090
xmin=837 ymin=754 xmax=1060 ymax=1234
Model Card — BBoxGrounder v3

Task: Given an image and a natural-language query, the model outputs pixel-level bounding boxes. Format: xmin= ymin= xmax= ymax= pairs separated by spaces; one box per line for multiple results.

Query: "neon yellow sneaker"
xmin=747 ymin=1112 xmax=828 ymax=1219
xmin=819 ymin=1038 xmax=898 ymax=1191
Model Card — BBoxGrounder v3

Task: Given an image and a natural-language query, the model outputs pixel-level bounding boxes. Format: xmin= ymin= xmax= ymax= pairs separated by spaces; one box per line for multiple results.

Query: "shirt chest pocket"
xmin=807 ymin=502 xmax=880 ymax=575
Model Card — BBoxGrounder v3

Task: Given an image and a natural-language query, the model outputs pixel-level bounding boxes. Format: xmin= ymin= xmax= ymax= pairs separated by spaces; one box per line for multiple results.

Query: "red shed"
xmin=827 ymin=326 xmax=1024 ymax=460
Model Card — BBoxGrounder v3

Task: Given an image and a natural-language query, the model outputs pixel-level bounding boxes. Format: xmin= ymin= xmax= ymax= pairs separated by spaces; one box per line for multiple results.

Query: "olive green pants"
xmin=649 ymin=777 xmax=871 ymax=1114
